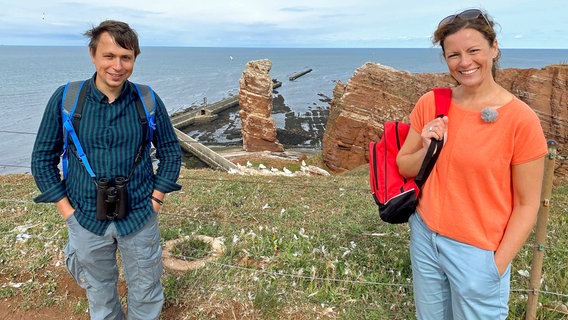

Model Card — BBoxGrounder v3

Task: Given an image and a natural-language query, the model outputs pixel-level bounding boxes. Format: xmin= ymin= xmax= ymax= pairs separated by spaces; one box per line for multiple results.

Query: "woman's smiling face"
xmin=443 ymin=27 xmax=498 ymax=87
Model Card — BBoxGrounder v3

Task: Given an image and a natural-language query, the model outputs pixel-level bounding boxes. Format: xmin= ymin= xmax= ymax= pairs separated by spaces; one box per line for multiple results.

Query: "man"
xmin=31 ymin=20 xmax=181 ymax=320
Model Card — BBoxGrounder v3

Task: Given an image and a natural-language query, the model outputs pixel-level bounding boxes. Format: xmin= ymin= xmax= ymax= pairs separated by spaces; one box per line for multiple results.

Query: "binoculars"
xmin=96 ymin=177 xmax=128 ymax=220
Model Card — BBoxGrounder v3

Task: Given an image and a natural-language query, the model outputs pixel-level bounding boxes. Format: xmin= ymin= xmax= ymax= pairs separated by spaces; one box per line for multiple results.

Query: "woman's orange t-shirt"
xmin=410 ymin=91 xmax=547 ymax=250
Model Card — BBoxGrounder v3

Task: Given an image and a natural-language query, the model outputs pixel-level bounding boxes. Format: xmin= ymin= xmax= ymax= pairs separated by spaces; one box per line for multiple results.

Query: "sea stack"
xmin=238 ymin=59 xmax=284 ymax=152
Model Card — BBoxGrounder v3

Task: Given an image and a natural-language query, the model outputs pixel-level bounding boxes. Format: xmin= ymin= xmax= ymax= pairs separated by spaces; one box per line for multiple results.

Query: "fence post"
xmin=525 ymin=140 xmax=558 ymax=320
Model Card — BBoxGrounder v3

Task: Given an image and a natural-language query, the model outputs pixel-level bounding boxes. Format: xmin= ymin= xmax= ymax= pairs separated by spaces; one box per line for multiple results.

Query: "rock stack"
xmin=238 ymin=59 xmax=284 ymax=152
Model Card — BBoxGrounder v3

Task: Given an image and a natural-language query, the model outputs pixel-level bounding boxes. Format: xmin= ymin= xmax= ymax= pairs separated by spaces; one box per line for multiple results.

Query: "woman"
xmin=396 ymin=9 xmax=547 ymax=319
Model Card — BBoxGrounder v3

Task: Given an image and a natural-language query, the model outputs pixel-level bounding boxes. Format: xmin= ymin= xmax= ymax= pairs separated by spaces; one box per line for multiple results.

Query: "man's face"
xmin=90 ymin=31 xmax=135 ymax=94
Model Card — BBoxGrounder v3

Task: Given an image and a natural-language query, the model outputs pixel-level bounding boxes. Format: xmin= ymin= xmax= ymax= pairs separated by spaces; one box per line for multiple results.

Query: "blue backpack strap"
xmin=62 ymin=81 xmax=85 ymax=118
xmin=119 ymin=83 xmax=156 ymax=180
xmin=60 ymin=81 xmax=155 ymax=181
xmin=133 ymin=83 xmax=156 ymax=145
xmin=61 ymin=81 xmax=96 ymax=179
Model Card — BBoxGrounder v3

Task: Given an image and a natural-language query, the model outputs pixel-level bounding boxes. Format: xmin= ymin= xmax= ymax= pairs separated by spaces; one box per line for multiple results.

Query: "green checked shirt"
xmin=31 ymin=74 xmax=181 ymax=236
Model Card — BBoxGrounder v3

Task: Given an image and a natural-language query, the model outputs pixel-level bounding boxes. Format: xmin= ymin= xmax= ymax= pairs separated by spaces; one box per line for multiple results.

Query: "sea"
xmin=1 ymin=46 xmax=566 ymax=174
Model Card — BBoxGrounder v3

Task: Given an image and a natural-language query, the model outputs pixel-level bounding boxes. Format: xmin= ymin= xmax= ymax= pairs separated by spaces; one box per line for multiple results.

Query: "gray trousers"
xmin=64 ymin=212 xmax=164 ymax=320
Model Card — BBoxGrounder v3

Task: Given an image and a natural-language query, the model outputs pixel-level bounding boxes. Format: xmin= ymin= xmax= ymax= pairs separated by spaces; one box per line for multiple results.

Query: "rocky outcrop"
xmin=495 ymin=66 xmax=568 ymax=160
xmin=322 ymin=63 xmax=568 ymax=178
xmin=238 ymin=59 xmax=284 ymax=152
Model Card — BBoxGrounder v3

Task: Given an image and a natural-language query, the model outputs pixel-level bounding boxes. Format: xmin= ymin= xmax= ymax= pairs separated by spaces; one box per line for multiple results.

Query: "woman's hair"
xmin=84 ymin=20 xmax=141 ymax=58
xmin=432 ymin=9 xmax=500 ymax=76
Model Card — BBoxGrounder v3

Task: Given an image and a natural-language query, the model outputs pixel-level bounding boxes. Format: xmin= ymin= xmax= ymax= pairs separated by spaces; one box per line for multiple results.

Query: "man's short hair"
xmin=84 ymin=20 xmax=140 ymax=57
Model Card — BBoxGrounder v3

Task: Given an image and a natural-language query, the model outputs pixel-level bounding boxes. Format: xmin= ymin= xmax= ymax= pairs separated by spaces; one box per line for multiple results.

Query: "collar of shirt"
xmin=87 ymin=73 xmax=136 ymax=104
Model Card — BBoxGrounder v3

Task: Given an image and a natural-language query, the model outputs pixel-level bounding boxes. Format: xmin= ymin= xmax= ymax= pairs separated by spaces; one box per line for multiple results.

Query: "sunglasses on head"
xmin=438 ymin=9 xmax=491 ymax=28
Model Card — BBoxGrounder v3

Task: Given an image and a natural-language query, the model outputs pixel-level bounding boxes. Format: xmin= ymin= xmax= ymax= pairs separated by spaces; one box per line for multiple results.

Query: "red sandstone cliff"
xmin=322 ymin=63 xmax=568 ymax=178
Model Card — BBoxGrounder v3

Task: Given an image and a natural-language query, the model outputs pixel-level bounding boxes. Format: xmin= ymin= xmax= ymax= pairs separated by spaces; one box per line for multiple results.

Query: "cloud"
xmin=1 ymin=0 xmax=567 ymax=48
xmin=280 ymin=6 xmax=313 ymax=13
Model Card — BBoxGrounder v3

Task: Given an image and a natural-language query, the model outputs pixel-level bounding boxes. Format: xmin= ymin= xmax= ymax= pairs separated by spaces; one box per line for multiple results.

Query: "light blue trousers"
xmin=409 ymin=212 xmax=511 ymax=320
xmin=64 ymin=212 xmax=164 ymax=320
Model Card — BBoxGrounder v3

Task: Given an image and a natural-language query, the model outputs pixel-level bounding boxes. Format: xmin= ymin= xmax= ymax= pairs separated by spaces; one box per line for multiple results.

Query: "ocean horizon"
xmin=1 ymin=46 xmax=567 ymax=174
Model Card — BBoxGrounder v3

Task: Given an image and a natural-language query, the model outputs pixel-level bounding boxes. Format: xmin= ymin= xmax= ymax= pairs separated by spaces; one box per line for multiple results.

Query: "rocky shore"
xmin=179 ymin=90 xmax=331 ymax=168
xmin=182 ymin=91 xmax=331 ymax=148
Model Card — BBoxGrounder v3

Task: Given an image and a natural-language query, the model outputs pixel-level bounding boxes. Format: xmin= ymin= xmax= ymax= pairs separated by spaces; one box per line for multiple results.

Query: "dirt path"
xmin=0 ymin=269 xmax=185 ymax=320
xmin=0 ymin=301 xmax=87 ymax=320
xmin=0 ymin=271 xmax=88 ymax=319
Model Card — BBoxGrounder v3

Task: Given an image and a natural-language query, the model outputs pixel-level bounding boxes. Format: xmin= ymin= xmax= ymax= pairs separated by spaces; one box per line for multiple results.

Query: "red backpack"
xmin=369 ymin=88 xmax=451 ymax=224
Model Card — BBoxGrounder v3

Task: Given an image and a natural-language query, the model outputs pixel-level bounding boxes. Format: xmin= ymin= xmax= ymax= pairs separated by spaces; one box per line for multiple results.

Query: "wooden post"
xmin=525 ymin=140 xmax=558 ymax=320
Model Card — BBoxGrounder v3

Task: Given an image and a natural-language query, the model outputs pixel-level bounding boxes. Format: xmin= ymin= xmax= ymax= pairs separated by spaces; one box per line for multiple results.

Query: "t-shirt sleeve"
xmin=409 ymin=91 xmax=436 ymax=134
xmin=512 ymin=102 xmax=548 ymax=165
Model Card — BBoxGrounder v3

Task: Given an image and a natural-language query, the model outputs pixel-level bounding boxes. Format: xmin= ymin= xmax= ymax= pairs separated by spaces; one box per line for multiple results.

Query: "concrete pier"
xmin=175 ymin=128 xmax=237 ymax=171
xmin=170 ymin=96 xmax=239 ymax=130
xmin=170 ymin=80 xmax=281 ymax=131
xmin=289 ymin=69 xmax=312 ymax=81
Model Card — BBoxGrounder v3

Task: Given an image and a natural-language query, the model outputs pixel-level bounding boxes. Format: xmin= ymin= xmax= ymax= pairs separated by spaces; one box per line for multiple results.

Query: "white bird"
xmin=246 ymin=161 xmax=253 ymax=167
xmin=270 ymin=167 xmax=279 ymax=172
xmin=283 ymin=167 xmax=292 ymax=174
xmin=301 ymin=160 xmax=307 ymax=167
xmin=258 ymin=163 xmax=267 ymax=169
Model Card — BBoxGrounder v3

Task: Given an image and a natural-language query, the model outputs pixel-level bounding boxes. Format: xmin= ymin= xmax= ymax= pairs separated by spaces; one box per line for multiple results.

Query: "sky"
xmin=1 ymin=0 xmax=566 ymax=49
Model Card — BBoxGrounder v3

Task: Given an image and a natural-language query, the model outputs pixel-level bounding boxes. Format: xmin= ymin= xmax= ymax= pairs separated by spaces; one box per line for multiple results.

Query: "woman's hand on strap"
xmin=397 ymin=116 xmax=449 ymax=178
xmin=421 ymin=116 xmax=449 ymax=146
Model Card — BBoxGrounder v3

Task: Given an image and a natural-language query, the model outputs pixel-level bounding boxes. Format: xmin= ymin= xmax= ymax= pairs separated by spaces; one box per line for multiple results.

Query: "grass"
xmin=0 ymin=158 xmax=567 ymax=319
xmin=171 ymin=237 xmax=212 ymax=260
